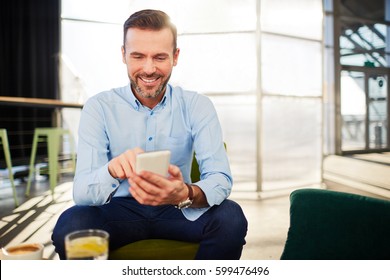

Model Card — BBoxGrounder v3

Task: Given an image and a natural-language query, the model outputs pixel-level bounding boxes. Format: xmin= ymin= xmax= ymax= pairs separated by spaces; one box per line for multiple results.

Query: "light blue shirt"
xmin=73 ymin=84 xmax=232 ymax=221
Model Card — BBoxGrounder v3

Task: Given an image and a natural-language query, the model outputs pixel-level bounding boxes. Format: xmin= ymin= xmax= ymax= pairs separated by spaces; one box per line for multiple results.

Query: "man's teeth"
xmin=141 ymin=77 xmax=158 ymax=83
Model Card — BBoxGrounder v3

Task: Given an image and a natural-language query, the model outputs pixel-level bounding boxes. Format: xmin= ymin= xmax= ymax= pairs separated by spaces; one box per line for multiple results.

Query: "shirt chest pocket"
xmin=164 ymin=135 xmax=192 ymax=166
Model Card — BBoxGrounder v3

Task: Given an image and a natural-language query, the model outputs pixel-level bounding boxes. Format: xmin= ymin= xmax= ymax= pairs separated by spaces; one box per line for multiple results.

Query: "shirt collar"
xmin=125 ymin=84 xmax=139 ymax=110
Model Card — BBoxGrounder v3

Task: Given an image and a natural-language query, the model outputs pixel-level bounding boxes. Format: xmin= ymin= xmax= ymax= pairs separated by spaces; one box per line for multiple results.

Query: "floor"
xmin=0 ymin=174 xmax=293 ymax=260
xmin=237 ymin=194 xmax=290 ymax=260
xmin=0 ymin=175 xmax=75 ymax=259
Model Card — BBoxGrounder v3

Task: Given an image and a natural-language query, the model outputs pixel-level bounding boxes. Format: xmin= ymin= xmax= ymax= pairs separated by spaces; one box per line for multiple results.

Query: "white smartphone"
xmin=135 ymin=150 xmax=171 ymax=177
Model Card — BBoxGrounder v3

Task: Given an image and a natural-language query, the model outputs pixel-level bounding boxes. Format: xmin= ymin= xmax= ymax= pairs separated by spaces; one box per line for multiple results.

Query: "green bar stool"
xmin=0 ymin=129 xmax=19 ymax=206
xmin=26 ymin=128 xmax=76 ymax=196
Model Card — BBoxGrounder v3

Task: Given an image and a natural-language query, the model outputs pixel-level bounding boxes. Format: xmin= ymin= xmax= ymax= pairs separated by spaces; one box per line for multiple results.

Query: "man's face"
xmin=122 ymin=28 xmax=179 ymax=104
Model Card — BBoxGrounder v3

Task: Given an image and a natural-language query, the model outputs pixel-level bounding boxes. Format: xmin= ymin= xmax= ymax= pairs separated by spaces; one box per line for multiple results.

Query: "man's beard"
xmin=130 ymin=73 xmax=171 ymax=99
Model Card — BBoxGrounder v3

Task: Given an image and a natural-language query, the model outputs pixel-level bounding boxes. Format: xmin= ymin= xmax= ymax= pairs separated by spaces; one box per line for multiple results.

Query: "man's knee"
xmin=52 ymin=206 xmax=100 ymax=244
xmin=225 ymin=200 xmax=248 ymax=232
xmin=209 ymin=199 xmax=248 ymax=235
xmin=52 ymin=205 xmax=105 ymax=259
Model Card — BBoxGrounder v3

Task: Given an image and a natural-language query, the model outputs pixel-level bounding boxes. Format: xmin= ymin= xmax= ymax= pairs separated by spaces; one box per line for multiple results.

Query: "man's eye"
xmin=155 ymin=56 xmax=167 ymax=61
xmin=131 ymin=54 xmax=143 ymax=59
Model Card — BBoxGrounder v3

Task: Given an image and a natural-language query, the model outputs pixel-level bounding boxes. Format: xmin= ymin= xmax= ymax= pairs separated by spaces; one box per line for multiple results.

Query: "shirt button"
xmin=150 ymin=111 xmax=154 ymax=115
xmin=148 ymin=137 xmax=153 ymax=141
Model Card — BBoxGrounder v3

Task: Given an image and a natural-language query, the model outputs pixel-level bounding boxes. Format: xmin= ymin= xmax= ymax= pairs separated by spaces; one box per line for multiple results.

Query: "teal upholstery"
xmin=109 ymin=144 xmax=226 ymax=260
xmin=280 ymin=188 xmax=390 ymax=260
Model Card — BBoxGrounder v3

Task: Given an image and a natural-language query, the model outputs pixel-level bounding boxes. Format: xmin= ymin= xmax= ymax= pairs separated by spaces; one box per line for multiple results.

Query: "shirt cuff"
xmin=194 ymin=179 xmax=228 ymax=207
xmin=99 ymin=162 xmax=121 ymax=187
xmin=182 ymin=207 xmax=210 ymax=221
xmin=98 ymin=163 xmax=121 ymax=203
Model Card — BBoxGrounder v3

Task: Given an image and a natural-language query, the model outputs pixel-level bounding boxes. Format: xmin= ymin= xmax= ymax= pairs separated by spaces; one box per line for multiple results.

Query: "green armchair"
xmin=280 ymin=188 xmax=390 ymax=260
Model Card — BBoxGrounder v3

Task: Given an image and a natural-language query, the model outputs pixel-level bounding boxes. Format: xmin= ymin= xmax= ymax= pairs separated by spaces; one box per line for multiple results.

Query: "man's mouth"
xmin=139 ymin=76 xmax=160 ymax=85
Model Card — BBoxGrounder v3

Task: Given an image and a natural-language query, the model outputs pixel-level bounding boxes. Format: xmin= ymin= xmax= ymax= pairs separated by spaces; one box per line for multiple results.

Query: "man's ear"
xmin=121 ymin=45 xmax=126 ymax=64
xmin=173 ymin=48 xmax=180 ymax=66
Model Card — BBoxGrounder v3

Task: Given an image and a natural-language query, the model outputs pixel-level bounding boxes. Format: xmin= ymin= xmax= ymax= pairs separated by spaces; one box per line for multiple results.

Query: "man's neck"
xmin=131 ymin=87 xmax=166 ymax=109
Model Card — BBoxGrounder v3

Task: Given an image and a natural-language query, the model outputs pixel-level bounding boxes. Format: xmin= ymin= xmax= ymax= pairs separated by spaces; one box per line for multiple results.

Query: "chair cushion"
xmin=109 ymin=239 xmax=199 ymax=260
xmin=280 ymin=188 xmax=390 ymax=260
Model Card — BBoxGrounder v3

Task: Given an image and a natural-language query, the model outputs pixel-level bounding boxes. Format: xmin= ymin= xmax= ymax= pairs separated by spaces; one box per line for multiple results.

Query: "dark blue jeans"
xmin=52 ymin=197 xmax=248 ymax=260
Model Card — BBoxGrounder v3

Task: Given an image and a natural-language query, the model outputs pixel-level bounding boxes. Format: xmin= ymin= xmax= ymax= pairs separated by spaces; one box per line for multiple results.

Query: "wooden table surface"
xmin=0 ymin=96 xmax=83 ymax=109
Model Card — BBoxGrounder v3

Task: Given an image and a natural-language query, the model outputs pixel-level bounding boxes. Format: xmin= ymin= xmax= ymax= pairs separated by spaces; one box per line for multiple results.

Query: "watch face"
xmin=177 ymin=199 xmax=193 ymax=209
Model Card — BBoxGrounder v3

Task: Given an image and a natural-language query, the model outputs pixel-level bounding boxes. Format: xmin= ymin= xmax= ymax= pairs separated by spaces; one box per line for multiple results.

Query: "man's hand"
xmin=111 ymin=150 xmax=209 ymax=208
xmin=108 ymin=147 xmax=144 ymax=179
xmin=128 ymin=165 xmax=188 ymax=206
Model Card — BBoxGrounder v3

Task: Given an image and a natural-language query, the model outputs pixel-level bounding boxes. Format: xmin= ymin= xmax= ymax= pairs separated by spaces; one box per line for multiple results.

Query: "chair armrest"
xmin=280 ymin=188 xmax=390 ymax=260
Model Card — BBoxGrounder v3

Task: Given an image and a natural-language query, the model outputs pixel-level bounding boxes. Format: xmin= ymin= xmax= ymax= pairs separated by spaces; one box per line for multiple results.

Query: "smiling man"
xmin=52 ymin=9 xmax=248 ymax=260
xmin=123 ymin=27 xmax=179 ymax=106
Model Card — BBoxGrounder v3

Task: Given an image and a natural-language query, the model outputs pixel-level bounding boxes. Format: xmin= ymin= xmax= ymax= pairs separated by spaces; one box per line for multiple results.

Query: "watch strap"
xmin=175 ymin=183 xmax=194 ymax=209
xmin=185 ymin=183 xmax=194 ymax=201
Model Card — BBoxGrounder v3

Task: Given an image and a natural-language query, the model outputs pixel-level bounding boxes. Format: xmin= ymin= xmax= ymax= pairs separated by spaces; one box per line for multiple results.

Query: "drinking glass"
xmin=65 ymin=229 xmax=109 ymax=260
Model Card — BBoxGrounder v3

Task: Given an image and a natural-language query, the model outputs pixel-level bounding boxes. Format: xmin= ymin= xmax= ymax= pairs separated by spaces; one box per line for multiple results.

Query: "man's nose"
xmin=143 ymin=58 xmax=156 ymax=74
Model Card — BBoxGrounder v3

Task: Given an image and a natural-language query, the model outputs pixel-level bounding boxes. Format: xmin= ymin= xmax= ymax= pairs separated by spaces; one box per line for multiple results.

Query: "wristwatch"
xmin=175 ymin=183 xmax=194 ymax=209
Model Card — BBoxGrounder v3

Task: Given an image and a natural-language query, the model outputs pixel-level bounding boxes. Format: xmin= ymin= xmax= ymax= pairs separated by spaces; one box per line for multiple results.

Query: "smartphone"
xmin=135 ymin=150 xmax=171 ymax=177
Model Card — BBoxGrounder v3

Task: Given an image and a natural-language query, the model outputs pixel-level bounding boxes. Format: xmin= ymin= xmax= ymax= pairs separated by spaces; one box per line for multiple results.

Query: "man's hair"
xmin=123 ymin=9 xmax=177 ymax=52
